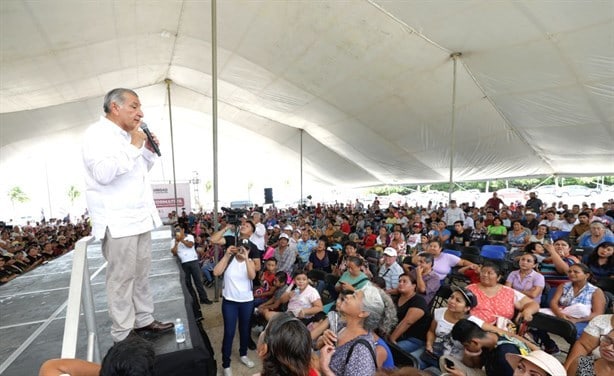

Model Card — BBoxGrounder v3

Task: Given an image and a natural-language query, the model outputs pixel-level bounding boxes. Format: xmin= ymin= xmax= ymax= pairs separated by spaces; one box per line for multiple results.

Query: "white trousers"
xmin=102 ymin=228 xmax=154 ymax=342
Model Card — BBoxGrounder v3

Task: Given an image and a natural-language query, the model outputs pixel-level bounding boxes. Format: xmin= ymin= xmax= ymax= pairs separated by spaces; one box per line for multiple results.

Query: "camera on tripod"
xmin=221 ymin=207 xmax=247 ymax=226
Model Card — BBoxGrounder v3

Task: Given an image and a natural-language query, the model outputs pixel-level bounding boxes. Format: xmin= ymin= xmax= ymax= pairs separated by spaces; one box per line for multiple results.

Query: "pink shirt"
xmin=467 ymin=284 xmax=524 ymax=324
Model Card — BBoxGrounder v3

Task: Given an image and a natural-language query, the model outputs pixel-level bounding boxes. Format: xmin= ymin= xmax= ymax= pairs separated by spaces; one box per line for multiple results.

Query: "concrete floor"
xmin=200 ymin=286 xmax=264 ymax=376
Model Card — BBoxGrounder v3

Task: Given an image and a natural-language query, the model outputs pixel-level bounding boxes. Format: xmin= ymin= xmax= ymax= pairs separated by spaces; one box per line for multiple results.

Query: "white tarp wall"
xmin=1 ymin=1 xmax=613 ymax=205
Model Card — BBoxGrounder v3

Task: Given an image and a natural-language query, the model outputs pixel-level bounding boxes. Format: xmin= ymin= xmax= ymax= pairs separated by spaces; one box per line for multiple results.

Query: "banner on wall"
xmin=152 ymin=183 xmax=191 ymax=222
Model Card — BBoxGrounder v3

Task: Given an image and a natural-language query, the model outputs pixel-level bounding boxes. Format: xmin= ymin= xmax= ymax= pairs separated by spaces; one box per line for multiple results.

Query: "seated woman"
xmin=582 ymin=241 xmax=614 ymax=281
xmin=262 ymin=269 xmax=323 ymax=325
xmin=422 ymin=286 xmax=480 ymax=369
xmin=389 ymin=231 xmax=407 ymax=260
xmin=335 ymin=256 xmax=370 ymax=293
xmin=407 ymin=252 xmax=440 ymax=305
xmin=578 ymin=221 xmax=614 ymax=249
xmin=506 ymin=220 xmax=530 ymax=252
xmin=529 ymin=224 xmax=552 ymax=245
xmin=318 ymin=284 xmax=395 ymax=376
xmin=416 ymin=239 xmax=478 ymax=281
xmin=313 ymin=283 xmax=397 ymax=370
xmin=540 ymin=238 xmax=581 ymax=281
xmin=563 ymin=307 xmax=614 ymax=370
xmin=307 ymin=237 xmax=333 ymax=274
xmin=388 ymin=274 xmax=432 ymax=363
xmin=466 ymin=261 xmax=539 ymax=327
xmin=254 ymin=312 xmax=317 ymax=376
xmin=334 ymin=241 xmax=372 ymax=279
xmin=487 ymin=217 xmax=508 ymax=240
xmin=535 ymin=263 xmax=606 ymax=354
xmin=505 ymin=252 xmax=545 ymax=304
xmin=566 ymin=328 xmax=614 ymax=376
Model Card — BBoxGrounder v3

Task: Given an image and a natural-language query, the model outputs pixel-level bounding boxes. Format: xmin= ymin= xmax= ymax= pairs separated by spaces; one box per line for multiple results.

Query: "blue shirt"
xmin=297 ymin=239 xmax=316 ymax=262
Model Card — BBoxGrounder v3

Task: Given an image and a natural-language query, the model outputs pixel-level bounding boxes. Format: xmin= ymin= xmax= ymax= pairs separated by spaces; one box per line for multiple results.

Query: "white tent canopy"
xmin=1 ymin=1 xmax=613 ymax=193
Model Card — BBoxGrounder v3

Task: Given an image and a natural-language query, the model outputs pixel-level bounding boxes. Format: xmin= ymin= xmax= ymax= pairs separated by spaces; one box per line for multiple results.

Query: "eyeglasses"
xmin=600 ymin=335 xmax=614 ymax=347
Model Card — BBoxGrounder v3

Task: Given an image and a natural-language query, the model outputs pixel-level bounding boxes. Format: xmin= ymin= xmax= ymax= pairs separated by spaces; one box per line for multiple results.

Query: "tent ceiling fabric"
xmin=1 ymin=0 xmax=613 ymax=187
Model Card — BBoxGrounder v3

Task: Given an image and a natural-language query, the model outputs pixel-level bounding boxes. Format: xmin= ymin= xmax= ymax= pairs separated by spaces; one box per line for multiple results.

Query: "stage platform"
xmin=0 ymin=227 xmax=216 ymax=376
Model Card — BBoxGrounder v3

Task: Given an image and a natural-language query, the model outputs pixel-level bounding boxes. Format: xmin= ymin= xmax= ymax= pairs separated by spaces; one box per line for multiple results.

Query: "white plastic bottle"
xmin=175 ymin=318 xmax=186 ymax=343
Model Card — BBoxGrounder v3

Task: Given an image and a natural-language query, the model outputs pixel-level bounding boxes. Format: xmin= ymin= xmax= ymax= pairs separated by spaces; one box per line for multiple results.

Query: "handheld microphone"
xmin=140 ymin=122 xmax=161 ymax=156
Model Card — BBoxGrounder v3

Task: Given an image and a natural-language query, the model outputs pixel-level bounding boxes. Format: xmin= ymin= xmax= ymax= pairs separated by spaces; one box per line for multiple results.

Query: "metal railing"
xmin=60 ymin=236 xmax=101 ymax=362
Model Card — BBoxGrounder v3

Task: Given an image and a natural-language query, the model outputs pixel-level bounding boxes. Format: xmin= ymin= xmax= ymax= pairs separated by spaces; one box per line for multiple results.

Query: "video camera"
xmin=221 ymin=207 xmax=247 ymax=226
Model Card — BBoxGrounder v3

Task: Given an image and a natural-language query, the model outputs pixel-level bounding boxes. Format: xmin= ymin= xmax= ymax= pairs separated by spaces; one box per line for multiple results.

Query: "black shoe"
xmin=248 ymin=337 xmax=257 ymax=350
xmin=200 ymin=298 xmax=213 ymax=305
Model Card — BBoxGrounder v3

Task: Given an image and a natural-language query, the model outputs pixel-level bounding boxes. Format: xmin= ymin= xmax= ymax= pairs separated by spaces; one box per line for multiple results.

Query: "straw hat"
xmin=505 ymin=350 xmax=565 ymax=376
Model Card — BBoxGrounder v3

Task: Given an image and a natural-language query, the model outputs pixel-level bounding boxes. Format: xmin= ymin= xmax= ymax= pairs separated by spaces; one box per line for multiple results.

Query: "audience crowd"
xmin=174 ymin=194 xmax=613 ymax=375
xmin=20 ymin=193 xmax=614 ymax=375
xmin=0 ymin=216 xmax=91 ymax=284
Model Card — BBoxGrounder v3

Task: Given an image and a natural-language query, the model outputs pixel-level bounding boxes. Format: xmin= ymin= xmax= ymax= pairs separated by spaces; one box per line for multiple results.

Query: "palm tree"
xmin=67 ymin=185 xmax=81 ymax=206
xmin=8 ymin=186 xmax=29 ymax=215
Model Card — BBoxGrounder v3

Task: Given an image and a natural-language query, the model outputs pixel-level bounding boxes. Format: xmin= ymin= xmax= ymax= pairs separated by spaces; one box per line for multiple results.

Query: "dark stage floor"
xmin=0 ymin=227 xmax=204 ymax=376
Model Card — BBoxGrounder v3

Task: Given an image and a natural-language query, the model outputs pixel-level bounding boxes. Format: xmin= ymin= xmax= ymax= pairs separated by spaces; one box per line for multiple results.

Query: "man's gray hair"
xmin=103 ymin=88 xmax=138 ymax=114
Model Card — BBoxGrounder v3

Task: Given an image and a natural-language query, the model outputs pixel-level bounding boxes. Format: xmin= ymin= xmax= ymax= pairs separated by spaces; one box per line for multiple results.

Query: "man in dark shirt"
xmin=525 ymin=192 xmax=543 ymax=214
xmin=485 ymin=192 xmax=505 ymax=211
xmin=450 ymin=319 xmax=530 ymax=376
xmin=450 ymin=221 xmax=471 ymax=248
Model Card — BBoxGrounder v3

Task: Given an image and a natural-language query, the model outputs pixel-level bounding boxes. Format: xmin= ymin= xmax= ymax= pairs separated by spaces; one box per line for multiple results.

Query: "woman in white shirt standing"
xmin=212 ymin=221 xmax=258 ymax=376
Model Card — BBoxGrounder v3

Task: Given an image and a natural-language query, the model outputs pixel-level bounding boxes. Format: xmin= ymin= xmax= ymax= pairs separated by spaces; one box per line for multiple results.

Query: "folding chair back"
xmin=551 ymin=231 xmax=570 ymax=241
xmin=385 ymin=339 xmax=419 ymax=368
xmin=428 ymin=284 xmax=453 ymax=313
xmin=520 ymin=312 xmax=577 ymax=351
xmin=443 ymin=248 xmax=461 ymax=257
xmin=480 ymin=245 xmax=507 ymax=260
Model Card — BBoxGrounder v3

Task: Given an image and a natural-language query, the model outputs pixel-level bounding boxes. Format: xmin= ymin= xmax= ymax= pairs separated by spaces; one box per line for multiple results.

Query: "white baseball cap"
xmin=383 ymin=247 xmax=397 ymax=257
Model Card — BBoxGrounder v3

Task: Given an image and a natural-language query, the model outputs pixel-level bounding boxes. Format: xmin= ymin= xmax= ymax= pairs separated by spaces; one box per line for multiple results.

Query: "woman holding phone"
xmin=212 ymin=220 xmax=260 ymax=376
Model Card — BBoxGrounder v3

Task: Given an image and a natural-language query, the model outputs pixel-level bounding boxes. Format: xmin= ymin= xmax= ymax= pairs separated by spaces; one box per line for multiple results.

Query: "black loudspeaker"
xmin=264 ymin=188 xmax=273 ymax=204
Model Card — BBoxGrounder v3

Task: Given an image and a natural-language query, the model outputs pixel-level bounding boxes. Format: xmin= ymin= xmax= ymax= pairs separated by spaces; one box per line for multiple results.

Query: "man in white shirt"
xmin=378 ymin=247 xmax=404 ymax=295
xmin=538 ymin=210 xmax=564 ymax=231
xmin=83 ymin=88 xmax=172 ymax=342
xmin=559 ymin=212 xmax=578 ymax=232
xmin=171 ymin=227 xmax=212 ymax=305
xmin=249 ymin=211 xmax=266 ymax=256
xmin=443 ymin=200 xmax=465 ymax=228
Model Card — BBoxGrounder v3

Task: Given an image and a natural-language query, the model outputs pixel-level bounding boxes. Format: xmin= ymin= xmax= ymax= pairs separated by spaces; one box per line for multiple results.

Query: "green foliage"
xmin=67 ymin=185 xmax=81 ymax=205
xmin=7 ymin=186 xmax=29 ymax=204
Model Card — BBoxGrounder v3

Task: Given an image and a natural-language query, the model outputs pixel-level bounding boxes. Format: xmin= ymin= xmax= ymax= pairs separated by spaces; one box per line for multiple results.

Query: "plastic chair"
xmin=443 ymin=248 xmax=461 ymax=257
xmin=460 ymin=252 xmax=483 ymax=265
xmin=462 ymin=246 xmax=481 ymax=256
xmin=596 ymin=277 xmax=614 ymax=294
xmin=519 ymin=312 xmax=577 ymax=353
xmin=385 ymin=340 xmax=419 ymax=368
xmin=550 ymin=231 xmax=570 ymax=241
xmin=428 ymin=284 xmax=453 ymax=313
xmin=480 ymin=245 xmax=507 ymax=260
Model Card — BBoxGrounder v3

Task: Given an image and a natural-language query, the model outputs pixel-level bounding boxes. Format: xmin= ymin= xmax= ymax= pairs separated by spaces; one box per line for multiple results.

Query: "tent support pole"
xmin=211 ymin=0 xmax=221 ymax=301
xmin=165 ymin=79 xmax=178 ymax=217
xmin=448 ymin=52 xmax=461 ymax=201
xmin=300 ymin=129 xmax=303 ymax=205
